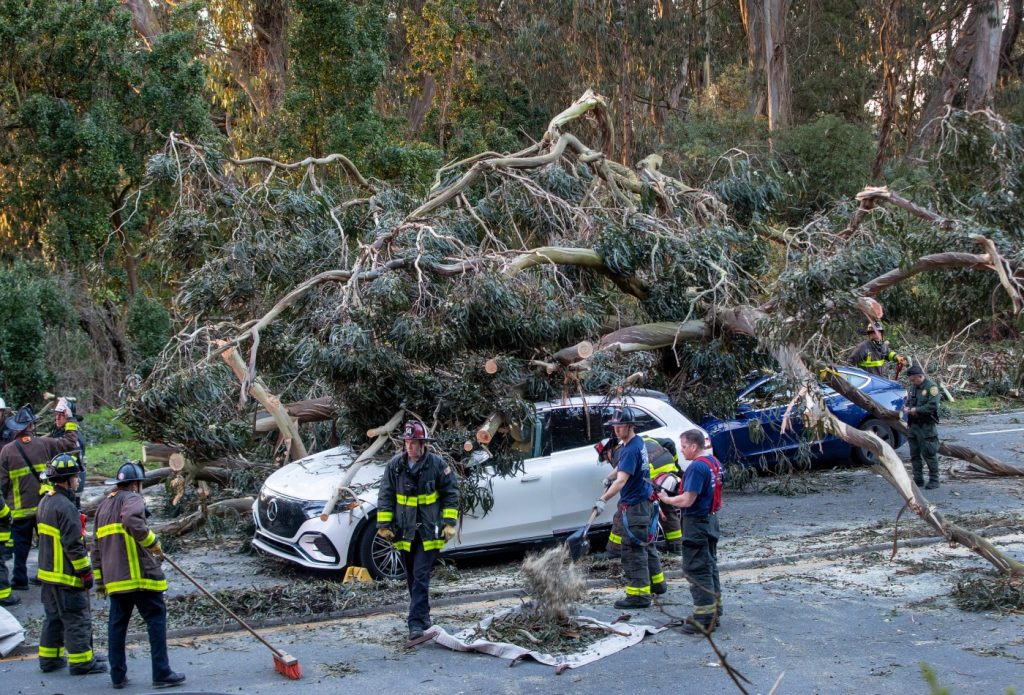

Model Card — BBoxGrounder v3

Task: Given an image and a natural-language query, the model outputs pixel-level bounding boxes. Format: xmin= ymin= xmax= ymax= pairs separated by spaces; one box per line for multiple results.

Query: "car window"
xmin=740 ymin=377 xmax=792 ymax=408
xmin=540 ymin=405 xmax=665 ymax=455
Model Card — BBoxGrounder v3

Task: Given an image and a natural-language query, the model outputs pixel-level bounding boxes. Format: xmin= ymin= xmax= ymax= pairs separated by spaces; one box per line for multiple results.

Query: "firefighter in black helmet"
xmin=376 ymin=420 xmax=460 ymax=640
xmin=36 ymin=453 xmax=107 ymax=676
xmin=850 ymin=321 xmax=905 ymax=377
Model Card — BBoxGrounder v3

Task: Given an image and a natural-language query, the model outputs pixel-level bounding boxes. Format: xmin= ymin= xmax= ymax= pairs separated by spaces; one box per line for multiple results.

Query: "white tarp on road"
xmin=0 ymin=606 xmax=25 ymax=657
xmin=426 ymin=607 xmax=666 ymax=672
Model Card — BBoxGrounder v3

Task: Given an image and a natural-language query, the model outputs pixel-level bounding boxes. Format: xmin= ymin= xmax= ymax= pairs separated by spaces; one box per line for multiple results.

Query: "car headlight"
xmin=301 ymin=501 xmax=326 ymax=519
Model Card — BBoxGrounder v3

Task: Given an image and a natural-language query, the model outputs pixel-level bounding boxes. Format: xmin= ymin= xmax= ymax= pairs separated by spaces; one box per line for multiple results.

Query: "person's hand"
xmin=376 ymin=527 xmax=394 ymax=540
xmin=80 ymin=570 xmax=94 ymax=590
xmin=657 ymin=490 xmax=669 ymax=501
xmin=592 ymin=498 xmax=606 ymax=514
xmin=602 ymin=477 xmax=612 ymax=490
xmin=896 ymin=355 xmax=906 ymax=367
xmin=94 ymin=583 xmax=107 ymax=599
xmin=149 ymin=540 xmax=164 ymax=558
xmin=442 ymin=525 xmax=456 ymax=541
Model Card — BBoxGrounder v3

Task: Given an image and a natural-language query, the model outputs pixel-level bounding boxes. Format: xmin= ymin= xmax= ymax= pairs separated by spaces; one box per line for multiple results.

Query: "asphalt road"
xmin=2 ymin=410 xmax=1023 ymax=694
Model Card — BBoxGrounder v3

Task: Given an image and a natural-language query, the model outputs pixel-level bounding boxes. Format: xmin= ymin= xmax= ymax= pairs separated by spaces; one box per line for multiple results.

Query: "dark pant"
xmin=39 ymin=583 xmax=94 ymax=671
xmin=12 ymin=517 xmax=36 ymax=586
xmin=908 ymin=424 xmax=939 ymax=484
xmin=608 ymin=501 xmax=682 ymax=555
xmin=681 ymin=514 xmax=720 ymax=623
xmin=0 ymin=542 xmax=11 ymax=599
xmin=400 ymin=539 xmax=439 ymax=632
xmin=108 ymin=591 xmax=172 ymax=683
xmin=621 ymin=500 xmax=664 ymax=597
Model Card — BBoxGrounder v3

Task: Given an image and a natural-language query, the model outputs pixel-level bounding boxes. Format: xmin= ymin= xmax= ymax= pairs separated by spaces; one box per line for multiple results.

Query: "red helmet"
xmin=594 ymin=437 xmax=619 ymax=462
xmin=402 ymin=420 xmax=435 ymax=442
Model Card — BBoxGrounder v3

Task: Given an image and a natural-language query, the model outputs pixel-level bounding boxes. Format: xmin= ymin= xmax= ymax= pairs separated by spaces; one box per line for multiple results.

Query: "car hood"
xmin=262 ymin=445 xmax=388 ymax=502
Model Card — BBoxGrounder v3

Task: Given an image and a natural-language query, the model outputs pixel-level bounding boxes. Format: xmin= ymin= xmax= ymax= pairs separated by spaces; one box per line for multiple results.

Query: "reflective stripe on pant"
xmin=39 ymin=583 xmax=93 ymax=669
xmin=606 ymin=508 xmax=625 ymax=555
xmin=661 ymin=502 xmax=682 ymax=550
xmin=621 ymin=500 xmax=663 ymax=597
xmin=109 ymin=591 xmax=173 ymax=683
xmin=681 ymin=515 xmax=718 ymax=622
xmin=908 ymin=424 xmax=939 ymax=483
xmin=12 ymin=517 xmax=35 ymax=587
xmin=0 ymin=542 xmax=11 ymax=599
xmin=400 ymin=536 xmax=439 ymax=632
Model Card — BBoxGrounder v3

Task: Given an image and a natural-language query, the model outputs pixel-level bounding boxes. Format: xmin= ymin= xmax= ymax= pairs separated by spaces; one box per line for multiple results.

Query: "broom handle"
xmin=163 ymin=553 xmax=282 ymax=658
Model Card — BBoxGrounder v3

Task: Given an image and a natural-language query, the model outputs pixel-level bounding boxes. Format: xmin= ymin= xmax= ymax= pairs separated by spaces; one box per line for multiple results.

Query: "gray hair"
xmin=680 ymin=429 xmax=705 ymax=448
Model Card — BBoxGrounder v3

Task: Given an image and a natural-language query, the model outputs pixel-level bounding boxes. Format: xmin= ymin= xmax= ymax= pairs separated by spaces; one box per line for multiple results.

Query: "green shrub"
xmin=126 ymin=292 xmax=172 ymax=376
xmin=776 ymin=114 xmax=874 ymax=212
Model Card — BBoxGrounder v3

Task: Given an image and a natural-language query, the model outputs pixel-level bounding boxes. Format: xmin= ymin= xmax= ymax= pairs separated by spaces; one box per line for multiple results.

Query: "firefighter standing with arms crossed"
xmin=92 ymin=461 xmax=185 ymax=689
xmin=0 ymin=406 xmax=80 ymax=591
xmin=376 ymin=421 xmax=460 ymax=641
xmin=658 ymin=429 xmax=724 ymax=634
xmin=36 ymin=453 xmax=106 ymax=675
xmin=594 ymin=407 xmax=666 ymax=608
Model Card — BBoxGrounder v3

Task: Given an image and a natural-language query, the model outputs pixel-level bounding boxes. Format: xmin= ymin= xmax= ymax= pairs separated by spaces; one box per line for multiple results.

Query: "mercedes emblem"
xmin=267 ymin=498 xmax=279 ymax=522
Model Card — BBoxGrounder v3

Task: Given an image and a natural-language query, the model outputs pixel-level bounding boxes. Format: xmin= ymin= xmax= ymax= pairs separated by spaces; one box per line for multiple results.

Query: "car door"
xmin=543 ymin=404 xmax=620 ymax=534
xmin=455 ymin=416 xmax=553 ymax=549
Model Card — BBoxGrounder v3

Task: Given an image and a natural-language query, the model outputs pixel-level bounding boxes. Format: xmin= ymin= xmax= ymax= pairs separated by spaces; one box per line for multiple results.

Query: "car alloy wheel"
xmin=853 ymin=418 xmax=894 ymax=466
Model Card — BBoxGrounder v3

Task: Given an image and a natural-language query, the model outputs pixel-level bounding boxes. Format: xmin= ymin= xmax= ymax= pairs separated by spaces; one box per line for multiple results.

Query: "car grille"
xmin=256 ymin=491 xmax=306 ymax=538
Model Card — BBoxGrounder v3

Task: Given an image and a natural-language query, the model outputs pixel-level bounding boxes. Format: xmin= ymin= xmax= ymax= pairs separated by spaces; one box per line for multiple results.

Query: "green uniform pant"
xmin=908 ymin=423 xmax=939 ymax=484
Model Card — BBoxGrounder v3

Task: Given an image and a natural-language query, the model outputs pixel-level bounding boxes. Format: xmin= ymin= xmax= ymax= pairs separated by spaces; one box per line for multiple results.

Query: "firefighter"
xmin=658 ymin=429 xmax=724 ymax=634
xmin=0 ymin=405 xmax=80 ymax=590
xmin=93 ymin=461 xmax=185 ymax=690
xmin=50 ymin=397 xmax=87 ymax=498
xmin=850 ymin=321 xmax=905 ymax=377
xmin=593 ymin=407 xmax=666 ymax=608
xmin=376 ymin=420 xmax=460 ymax=641
xmin=903 ymin=365 xmax=942 ymax=489
xmin=598 ymin=434 xmax=683 ymax=557
xmin=36 ymin=453 xmax=106 ymax=675
xmin=0 ymin=498 xmax=15 ymax=606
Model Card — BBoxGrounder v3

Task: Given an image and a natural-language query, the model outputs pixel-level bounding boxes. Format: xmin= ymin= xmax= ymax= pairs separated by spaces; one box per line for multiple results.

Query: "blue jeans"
xmin=108 ymin=591 xmax=172 ymax=683
xmin=12 ymin=517 xmax=35 ymax=586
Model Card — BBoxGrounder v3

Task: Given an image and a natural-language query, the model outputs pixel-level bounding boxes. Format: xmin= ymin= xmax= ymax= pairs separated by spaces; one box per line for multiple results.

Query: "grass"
xmin=945 ymin=396 xmax=1019 ymax=414
xmin=81 ymin=407 xmax=143 ymax=478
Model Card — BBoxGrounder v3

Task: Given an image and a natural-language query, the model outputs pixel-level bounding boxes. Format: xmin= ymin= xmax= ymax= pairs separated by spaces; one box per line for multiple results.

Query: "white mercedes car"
xmin=252 ymin=392 xmax=710 ymax=579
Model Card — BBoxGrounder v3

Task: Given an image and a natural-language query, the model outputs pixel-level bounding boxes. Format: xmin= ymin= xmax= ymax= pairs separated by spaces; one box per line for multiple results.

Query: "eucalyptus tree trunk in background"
xmin=999 ymin=0 xmax=1023 ymax=83
xmin=967 ymin=0 xmax=1005 ymax=109
xmin=763 ymin=0 xmax=791 ymax=131
xmin=739 ymin=0 xmax=767 ymax=117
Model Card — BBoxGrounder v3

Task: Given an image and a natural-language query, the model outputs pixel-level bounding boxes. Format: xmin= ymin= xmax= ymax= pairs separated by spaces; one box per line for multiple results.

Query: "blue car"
xmin=702 ymin=367 xmax=908 ymax=470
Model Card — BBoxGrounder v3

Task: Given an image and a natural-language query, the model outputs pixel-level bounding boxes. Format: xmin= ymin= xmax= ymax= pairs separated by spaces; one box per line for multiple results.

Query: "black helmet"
xmin=106 ymin=461 xmax=147 ymax=485
xmin=906 ymin=365 xmax=924 ymax=376
xmin=861 ymin=320 xmax=884 ymax=336
xmin=44 ymin=452 xmax=82 ymax=482
xmin=604 ymin=407 xmax=641 ymax=426
xmin=595 ymin=436 xmax=619 ymax=462
xmin=4 ymin=405 xmax=38 ymax=434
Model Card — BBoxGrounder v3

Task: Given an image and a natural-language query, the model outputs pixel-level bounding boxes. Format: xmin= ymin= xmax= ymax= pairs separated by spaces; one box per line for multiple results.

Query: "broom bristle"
xmin=274 ymin=652 xmax=302 ymax=680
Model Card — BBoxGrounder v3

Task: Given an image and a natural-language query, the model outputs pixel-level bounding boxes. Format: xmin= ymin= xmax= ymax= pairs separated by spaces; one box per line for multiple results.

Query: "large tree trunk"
xmin=762 ymin=0 xmax=792 ymax=131
xmin=739 ymin=0 xmax=767 ymax=116
xmin=122 ymin=0 xmax=165 ymax=46
xmin=999 ymin=0 xmax=1023 ymax=83
xmin=966 ymin=0 xmax=1005 ymax=109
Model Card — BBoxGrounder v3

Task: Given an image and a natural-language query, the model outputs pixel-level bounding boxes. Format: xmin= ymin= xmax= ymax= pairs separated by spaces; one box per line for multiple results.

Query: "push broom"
xmin=163 ymin=553 xmax=302 ymax=680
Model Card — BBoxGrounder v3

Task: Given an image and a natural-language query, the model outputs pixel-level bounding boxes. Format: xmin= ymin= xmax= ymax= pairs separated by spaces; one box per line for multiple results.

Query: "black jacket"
xmin=907 ymin=378 xmax=941 ymax=426
xmin=376 ymin=450 xmax=459 ymax=552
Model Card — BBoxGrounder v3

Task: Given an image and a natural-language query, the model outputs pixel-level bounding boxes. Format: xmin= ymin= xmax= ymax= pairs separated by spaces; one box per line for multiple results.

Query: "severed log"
xmin=319 ymin=408 xmax=405 ymax=522
xmin=476 ymin=412 xmax=504 ymax=444
xmin=142 ymin=443 xmax=182 ymax=463
xmin=167 ymin=453 xmax=186 ymax=472
xmin=154 ymin=497 xmax=255 ymax=538
xmin=254 ymin=396 xmax=337 ymax=433
xmin=553 ymin=320 xmax=710 ymax=365
xmin=505 ymin=247 xmax=649 ymax=299
xmin=821 ymin=370 xmax=1024 ymax=476
xmin=217 ymin=341 xmax=308 ymax=461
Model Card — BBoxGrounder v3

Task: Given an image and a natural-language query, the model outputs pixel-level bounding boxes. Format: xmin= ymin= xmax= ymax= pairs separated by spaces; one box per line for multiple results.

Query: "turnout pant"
xmin=0 ymin=542 xmax=11 ymax=601
xmin=12 ymin=517 xmax=35 ymax=586
xmin=682 ymin=514 xmax=720 ymax=626
xmin=39 ymin=583 xmax=94 ymax=672
xmin=400 ymin=537 xmax=439 ymax=632
xmin=608 ymin=501 xmax=682 ymax=556
xmin=621 ymin=500 xmax=664 ymax=598
xmin=908 ymin=424 xmax=939 ymax=484
xmin=108 ymin=590 xmax=173 ymax=684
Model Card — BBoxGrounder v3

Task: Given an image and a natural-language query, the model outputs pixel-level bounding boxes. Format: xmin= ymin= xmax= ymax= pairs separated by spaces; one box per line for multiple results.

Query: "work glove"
xmin=592 ymin=498 xmax=606 ymax=514
xmin=442 ymin=525 xmax=456 ymax=541
xmin=376 ymin=527 xmax=394 ymax=541
xmin=149 ymin=540 xmax=164 ymax=558
xmin=602 ymin=477 xmax=613 ymax=490
xmin=79 ymin=570 xmax=94 ymax=591
xmin=94 ymin=583 xmax=107 ymax=599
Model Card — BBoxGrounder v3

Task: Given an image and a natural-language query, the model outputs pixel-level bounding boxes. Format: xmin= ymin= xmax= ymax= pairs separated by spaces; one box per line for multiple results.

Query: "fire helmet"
xmin=44 ymin=452 xmax=82 ymax=482
xmin=653 ymin=472 xmax=681 ymax=495
xmin=861 ymin=320 xmax=884 ymax=335
xmin=604 ymin=407 xmax=641 ymax=427
xmin=402 ymin=420 xmax=435 ymax=442
xmin=4 ymin=405 xmax=38 ymax=434
xmin=106 ymin=461 xmax=147 ymax=485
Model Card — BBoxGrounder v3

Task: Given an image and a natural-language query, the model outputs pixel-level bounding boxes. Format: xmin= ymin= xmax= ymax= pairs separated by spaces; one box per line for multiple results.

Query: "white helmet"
xmin=0 ymin=396 xmax=6 ymax=410
xmin=654 ymin=473 xmax=681 ymax=495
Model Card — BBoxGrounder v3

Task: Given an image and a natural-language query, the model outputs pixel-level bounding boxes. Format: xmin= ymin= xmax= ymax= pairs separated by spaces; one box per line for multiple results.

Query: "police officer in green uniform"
xmin=903 ymin=365 xmax=941 ymax=489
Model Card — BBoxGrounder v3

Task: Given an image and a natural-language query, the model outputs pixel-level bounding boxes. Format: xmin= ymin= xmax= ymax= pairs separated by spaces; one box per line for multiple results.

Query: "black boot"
xmin=925 ymin=480 xmax=940 ymax=489
xmin=679 ymin=616 xmax=714 ymax=635
xmin=69 ymin=657 xmax=108 ymax=675
xmin=651 ymin=581 xmax=667 ymax=595
xmin=152 ymin=672 xmax=186 ymax=689
xmin=614 ymin=595 xmax=652 ymax=609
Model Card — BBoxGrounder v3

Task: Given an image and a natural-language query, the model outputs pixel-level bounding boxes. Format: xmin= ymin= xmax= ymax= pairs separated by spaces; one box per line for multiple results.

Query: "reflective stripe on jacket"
xmin=91 ymin=489 xmax=167 ymax=593
xmin=0 ymin=425 xmax=80 ymax=518
xmin=36 ymin=487 xmax=90 ymax=588
xmin=850 ymin=340 xmax=898 ymax=376
xmin=0 ymin=500 xmax=11 ymax=544
xmin=377 ymin=450 xmax=459 ymax=552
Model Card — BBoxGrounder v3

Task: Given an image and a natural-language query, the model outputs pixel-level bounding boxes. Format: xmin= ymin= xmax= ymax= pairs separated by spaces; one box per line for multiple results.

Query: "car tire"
xmin=355 ymin=514 xmax=406 ymax=581
xmin=852 ymin=418 xmax=895 ymax=466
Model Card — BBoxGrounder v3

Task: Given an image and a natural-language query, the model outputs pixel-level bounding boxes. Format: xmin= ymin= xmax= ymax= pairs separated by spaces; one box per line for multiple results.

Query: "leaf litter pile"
xmin=468 ymin=544 xmax=617 ymax=656
xmin=952 ymin=572 xmax=1024 ymax=614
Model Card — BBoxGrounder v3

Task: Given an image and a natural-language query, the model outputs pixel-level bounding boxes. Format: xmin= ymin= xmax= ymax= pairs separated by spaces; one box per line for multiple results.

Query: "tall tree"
xmin=763 ymin=0 xmax=792 ymax=131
